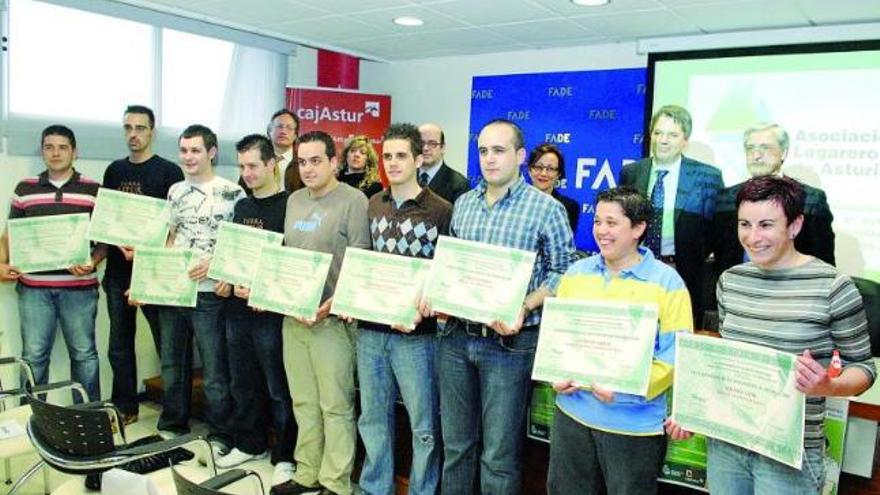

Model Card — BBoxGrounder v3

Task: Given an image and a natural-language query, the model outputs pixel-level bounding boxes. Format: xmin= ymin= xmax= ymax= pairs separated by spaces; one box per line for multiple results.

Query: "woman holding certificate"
xmin=666 ymin=175 xmax=876 ymax=494
xmin=547 ymin=187 xmax=693 ymax=495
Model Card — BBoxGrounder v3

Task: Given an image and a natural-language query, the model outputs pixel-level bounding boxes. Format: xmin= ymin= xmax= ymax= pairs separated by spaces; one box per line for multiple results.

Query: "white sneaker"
xmin=198 ymin=440 xmax=230 ymax=466
xmin=216 ymin=448 xmax=268 ymax=469
xmin=272 ymin=461 xmax=296 ymax=486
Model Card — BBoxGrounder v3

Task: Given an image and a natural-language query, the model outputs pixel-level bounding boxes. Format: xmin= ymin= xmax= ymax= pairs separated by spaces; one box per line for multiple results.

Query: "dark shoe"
xmin=269 ymin=480 xmax=321 ymax=495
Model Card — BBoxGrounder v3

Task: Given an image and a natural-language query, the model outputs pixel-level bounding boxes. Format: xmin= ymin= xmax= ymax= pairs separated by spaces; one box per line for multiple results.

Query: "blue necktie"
xmin=646 ymin=169 xmax=668 ymax=256
xmin=419 ymin=171 xmax=430 ymax=187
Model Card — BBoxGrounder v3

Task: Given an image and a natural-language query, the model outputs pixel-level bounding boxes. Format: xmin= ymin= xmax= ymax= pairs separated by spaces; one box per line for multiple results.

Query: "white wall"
xmin=359 ymin=41 xmax=646 ymax=174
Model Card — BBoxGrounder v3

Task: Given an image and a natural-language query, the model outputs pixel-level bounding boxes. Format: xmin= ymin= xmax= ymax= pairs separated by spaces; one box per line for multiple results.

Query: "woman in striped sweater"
xmin=667 ymin=175 xmax=875 ymax=494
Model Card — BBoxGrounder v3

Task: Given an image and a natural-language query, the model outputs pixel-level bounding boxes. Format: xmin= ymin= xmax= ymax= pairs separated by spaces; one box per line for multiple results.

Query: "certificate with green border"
xmin=87 ymin=188 xmax=170 ymax=248
xmin=8 ymin=213 xmax=91 ymax=273
xmin=248 ymin=245 xmax=332 ymax=320
xmin=331 ymin=247 xmax=431 ymax=329
xmin=207 ymin=221 xmax=284 ymax=287
xmin=532 ymin=298 xmax=659 ymax=396
xmin=423 ymin=236 xmax=536 ymax=328
xmin=672 ymin=333 xmax=805 ymax=469
xmin=129 ymin=247 xmax=198 ymax=307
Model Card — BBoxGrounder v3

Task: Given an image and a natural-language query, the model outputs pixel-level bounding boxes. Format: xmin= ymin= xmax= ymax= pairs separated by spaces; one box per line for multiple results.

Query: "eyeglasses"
xmin=744 ymin=144 xmax=780 ymax=154
xmin=423 ymin=140 xmax=442 ymax=149
xmin=529 ymin=164 xmax=560 ymax=174
xmin=273 ymin=124 xmax=297 ymax=131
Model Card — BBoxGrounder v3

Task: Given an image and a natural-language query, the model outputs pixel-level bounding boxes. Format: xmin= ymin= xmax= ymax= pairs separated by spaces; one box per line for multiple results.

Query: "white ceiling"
xmin=118 ymin=0 xmax=880 ymax=60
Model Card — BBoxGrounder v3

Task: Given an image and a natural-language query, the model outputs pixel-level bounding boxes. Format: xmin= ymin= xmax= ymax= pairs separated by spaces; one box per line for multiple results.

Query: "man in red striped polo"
xmin=0 ymin=125 xmax=106 ymax=401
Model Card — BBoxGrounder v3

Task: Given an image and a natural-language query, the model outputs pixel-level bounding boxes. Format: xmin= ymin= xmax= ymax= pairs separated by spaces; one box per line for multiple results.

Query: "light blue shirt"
xmin=647 ymin=157 xmax=681 ymax=256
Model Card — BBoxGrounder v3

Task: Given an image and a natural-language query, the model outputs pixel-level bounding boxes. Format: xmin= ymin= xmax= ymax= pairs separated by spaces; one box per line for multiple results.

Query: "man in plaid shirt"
xmin=435 ymin=119 xmax=575 ymax=495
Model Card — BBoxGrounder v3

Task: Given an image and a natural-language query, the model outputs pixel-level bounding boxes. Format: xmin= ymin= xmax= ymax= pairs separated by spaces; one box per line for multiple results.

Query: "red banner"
xmin=285 ymin=87 xmax=392 ymax=184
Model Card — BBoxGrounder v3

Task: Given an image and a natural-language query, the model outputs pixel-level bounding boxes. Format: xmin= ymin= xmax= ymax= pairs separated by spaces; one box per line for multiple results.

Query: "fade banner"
xmin=468 ymin=68 xmax=646 ymax=252
xmin=286 ymin=87 xmax=391 ymax=184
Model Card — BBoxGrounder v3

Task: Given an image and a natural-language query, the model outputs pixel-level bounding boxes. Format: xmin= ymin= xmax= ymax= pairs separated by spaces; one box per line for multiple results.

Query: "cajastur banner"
xmin=286 ymin=86 xmax=392 ymax=185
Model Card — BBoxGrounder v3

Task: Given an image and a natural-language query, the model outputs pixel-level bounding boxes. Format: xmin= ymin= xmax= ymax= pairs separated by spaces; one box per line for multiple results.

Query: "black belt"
xmin=450 ymin=318 xmax=538 ymax=338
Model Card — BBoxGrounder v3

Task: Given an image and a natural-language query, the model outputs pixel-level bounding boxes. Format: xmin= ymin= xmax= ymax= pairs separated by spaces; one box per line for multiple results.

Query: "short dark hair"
xmin=269 ymin=109 xmax=300 ymax=132
xmin=650 ymin=105 xmax=693 ymax=139
xmin=180 ymin=124 xmax=218 ymax=163
xmin=595 ymin=186 xmax=651 ymax=241
xmin=41 ymin=124 xmax=76 ymax=149
xmin=236 ymin=134 xmax=275 ymax=162
xmin=736 ymin=175 xmax=805 ymax=225
xmin=125 ymin=105 xmax=156 ymax=128
xmin=298 ymin=131 xmax=336 ymax=160
xmin=383 ymin=123 xmax=423 ymax=158
xmin=481 ymin=119 xmax=525 ymax=151
xmin=528 ymin=143 xmax=566 ymax=179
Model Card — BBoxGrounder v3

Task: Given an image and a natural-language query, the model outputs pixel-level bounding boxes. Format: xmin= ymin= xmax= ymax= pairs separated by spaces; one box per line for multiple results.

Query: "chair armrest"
xmin=0 ymin=356 xmax=22 ymax=366
xmin=200 ymin=469 xmax=252 ymax=490
xmin=30 ymin=380 xmax=88 ymax=402
xmin=0 ymin=386 xmax=27 ymax=401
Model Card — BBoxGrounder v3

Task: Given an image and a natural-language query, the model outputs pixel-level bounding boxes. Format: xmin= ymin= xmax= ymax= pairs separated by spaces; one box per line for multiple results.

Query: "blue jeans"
xmin=103 ymin=275 xmax=162 ymax=415
xmin=707 ymin=438 xmax=824 ymax=494
xmin=157 ymin=293 xmax=232 ymax=445
xmin=547 ymin=406 xmax=666 ymax=495
xmin=17 ymin=284 xmax=100 ymax=402
xmin=438 ymin=320 xmax=538 ymax=495
xmin=357 ymin=330 xmax=440 ymax=495
xmin=226 ymin=309 xmax=295 ymax=463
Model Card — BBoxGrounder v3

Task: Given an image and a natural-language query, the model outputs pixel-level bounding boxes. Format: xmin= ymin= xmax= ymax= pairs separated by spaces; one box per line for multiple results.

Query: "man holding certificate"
xmin=353 ymin=123 xmax=451 ymax=495
xmin=433 ymin=119 xmax=575 ymax=495
xmin=273 ymin=131 xmax=370 ymax=495
xmin=0 ymin=125 xmax=106 ymax=401
xmin=210 ymin=134 xmax=296 ymax=485
xmin=546 ymin=187 xmax=693 ymax=495
xmin=103 ymin=105 xmax=183 ymax=424
xmin=156 ymin=125 xmax=244 ymax=455
xmin=666 ymin=176 xmax=875 ymax=494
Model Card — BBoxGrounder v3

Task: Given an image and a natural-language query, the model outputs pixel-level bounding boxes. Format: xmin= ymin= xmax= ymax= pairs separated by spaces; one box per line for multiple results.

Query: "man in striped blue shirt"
xmin=437 ymin=119 xmax=575 ymax=494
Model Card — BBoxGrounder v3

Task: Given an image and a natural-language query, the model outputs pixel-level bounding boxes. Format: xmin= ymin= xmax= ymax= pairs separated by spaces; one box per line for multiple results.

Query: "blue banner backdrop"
xmin=468 ymin=68 xmax=647 ymax=252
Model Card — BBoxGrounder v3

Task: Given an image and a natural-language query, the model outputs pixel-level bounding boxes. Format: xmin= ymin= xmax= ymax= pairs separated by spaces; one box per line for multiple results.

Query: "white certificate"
xmin=248 ymin=245 xmax=333 ymax=320
xmin=331 ymin=248 xmax=431 ymax=329
xmin=7 ymin=213 xmax=91 ymax=273
xmin=532 ymin=298 xmax=659 ymax=396
xmin=207 ymin=221 xmax=284 ymax=287
xmin=672 ymin=333 xmax=805 ymax=469
xmin=87 ymin=188 xmax=170 ymax=248
xmin=423 ymin=236 xmax=536 ymax=328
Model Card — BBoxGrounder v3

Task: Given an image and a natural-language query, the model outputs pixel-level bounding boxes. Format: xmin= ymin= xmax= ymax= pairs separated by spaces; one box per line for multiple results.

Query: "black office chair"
xmin=1 ymin=356 xmax=86 ymax=495
xmin=7 ymin=390 xmax=213 ymax=495
xmin=172 ymin=465 xmax=265 ymax=495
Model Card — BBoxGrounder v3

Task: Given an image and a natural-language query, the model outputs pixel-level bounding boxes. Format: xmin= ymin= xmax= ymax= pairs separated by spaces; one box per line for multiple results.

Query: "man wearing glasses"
xmin=712 ymin=123 xmax=835 ymax=274
xmin=269 ymin=109 xmax=304 ymax=192
xmin=418 ymin=122 xmax=470 ymax=205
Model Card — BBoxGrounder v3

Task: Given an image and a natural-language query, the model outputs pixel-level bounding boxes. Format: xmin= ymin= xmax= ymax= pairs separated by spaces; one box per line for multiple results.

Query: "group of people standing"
xmin=0 ymin=101 xmax=874 ymax=495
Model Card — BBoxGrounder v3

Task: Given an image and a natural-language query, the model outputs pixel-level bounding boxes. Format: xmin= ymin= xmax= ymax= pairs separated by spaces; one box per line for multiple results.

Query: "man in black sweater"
xmin=103 ymin=105 xmax=183 ymax=424
xmin=213 ymin=135 xmax=296 ymax=487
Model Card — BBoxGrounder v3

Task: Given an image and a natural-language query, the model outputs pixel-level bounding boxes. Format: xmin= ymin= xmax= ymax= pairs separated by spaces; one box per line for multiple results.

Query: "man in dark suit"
xmin=620 ymin=105 xmax=723 ymax=328
xmin=712 ymin=123 xmax=835 ymax=274
xmin=419 ymin=123 xmax=470 ymax=205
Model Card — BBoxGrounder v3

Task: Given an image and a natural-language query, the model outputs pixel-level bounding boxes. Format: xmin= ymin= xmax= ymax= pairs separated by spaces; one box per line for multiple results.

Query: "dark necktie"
xmin=419 ymin=171 xmax=430 ymax=187
xmin=645 ymin=169 xmax=668 ymax=256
